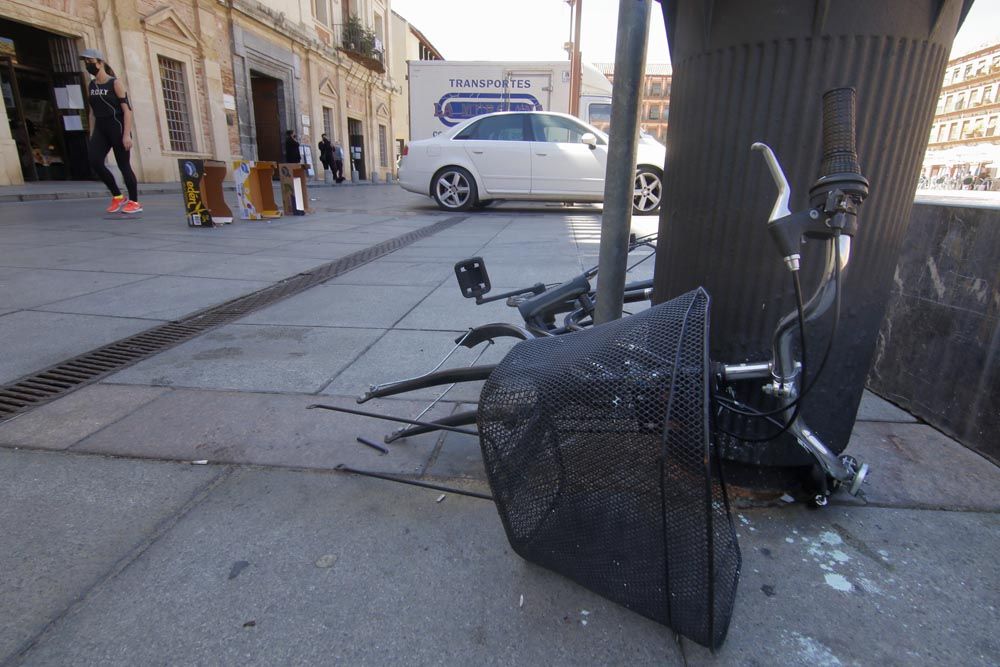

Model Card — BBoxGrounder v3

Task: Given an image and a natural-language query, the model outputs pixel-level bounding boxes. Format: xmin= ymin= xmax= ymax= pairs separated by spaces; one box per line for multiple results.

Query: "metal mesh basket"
xmin=477 ymin=288 xmax=741 ymax=649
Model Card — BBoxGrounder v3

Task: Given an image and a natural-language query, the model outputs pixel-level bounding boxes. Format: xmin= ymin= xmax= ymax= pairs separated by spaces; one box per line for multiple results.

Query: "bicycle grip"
xmin=818 ymin=88 xmax=861 ymax=177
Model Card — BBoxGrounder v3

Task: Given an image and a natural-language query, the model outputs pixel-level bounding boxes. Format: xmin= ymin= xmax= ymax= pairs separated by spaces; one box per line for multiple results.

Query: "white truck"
xmin=407 ymin=60 xmax=615 ymax=140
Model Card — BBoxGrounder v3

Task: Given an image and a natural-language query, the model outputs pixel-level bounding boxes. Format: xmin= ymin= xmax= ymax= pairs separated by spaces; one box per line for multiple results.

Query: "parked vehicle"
xmin=408 ymin=60 xmax=615 ymax=141
xmin=397 ymin=111 xmax=666 ymax=215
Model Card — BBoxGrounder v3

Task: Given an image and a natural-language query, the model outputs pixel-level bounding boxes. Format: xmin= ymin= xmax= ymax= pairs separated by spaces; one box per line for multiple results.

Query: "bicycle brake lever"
xmin=752 ymin=142 xmax=791 ymax=222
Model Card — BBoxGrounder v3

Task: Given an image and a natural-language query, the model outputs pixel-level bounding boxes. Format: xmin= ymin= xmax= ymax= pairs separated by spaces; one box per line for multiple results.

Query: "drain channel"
xmin=0 ymin=215 xmax=467 ymax=421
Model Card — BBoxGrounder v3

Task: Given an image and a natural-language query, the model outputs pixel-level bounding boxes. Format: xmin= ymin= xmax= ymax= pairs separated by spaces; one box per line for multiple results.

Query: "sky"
xmin=391 ymin=0 xmax=1000 ymax=66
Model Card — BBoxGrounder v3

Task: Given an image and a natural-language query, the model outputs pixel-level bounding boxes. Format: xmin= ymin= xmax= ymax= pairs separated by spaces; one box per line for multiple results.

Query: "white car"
xmin=398 ymin=111 xmax=665 ymax=215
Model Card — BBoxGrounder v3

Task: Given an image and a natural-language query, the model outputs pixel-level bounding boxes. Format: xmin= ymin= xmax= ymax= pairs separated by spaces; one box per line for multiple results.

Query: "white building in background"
xmin=389 ymin=11 xmax=443 ymax=168
xmin=923 ymin=42 xmax=1000 ymax=188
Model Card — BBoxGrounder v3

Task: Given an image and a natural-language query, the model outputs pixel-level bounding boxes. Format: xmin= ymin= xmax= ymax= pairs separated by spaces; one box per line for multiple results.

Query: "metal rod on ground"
xmin=593 ymin=0 xmax=652 ymax=325
xmin=334 ymin=464 xmax=494 ymax=501
xmin=356 ymin=436 xmax=389 ymax=455
xmin=307 ymin=403 xmax=480 ymax=436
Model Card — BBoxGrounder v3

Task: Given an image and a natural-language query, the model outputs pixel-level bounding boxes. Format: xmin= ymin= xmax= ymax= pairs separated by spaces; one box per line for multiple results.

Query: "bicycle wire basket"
xmin=477 ymin=288 xmax=741 ymax=649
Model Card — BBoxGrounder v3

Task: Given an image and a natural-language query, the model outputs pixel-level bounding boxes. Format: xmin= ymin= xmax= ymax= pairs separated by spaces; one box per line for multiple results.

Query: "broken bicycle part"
xmin=334 ymin=464 xmax=493 ymax=501
xmin=307 ymin=404 xmax=479 ymax=436
xmin=356 ymin=436 xmax=389 ymax=455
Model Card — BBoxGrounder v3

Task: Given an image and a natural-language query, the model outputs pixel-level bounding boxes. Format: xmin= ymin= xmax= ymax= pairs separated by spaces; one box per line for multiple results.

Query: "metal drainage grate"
xmin=0 ymin=215 xmax=468 ymax=421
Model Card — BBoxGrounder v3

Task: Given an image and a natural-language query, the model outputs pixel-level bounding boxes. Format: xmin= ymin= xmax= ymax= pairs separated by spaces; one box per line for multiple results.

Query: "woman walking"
xmin=81 ymin=48 xmax=141 ymax=214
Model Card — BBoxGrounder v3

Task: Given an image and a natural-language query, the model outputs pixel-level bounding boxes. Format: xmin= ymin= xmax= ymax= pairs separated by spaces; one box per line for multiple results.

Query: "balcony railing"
xmin=332 ymin=23 xmax=385 ymax=73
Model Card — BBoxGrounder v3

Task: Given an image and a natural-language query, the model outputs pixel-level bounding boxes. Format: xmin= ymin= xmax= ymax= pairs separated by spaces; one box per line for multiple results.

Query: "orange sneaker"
xmin=106 ymin=195 xmax=126 ymax=213
xmin=120 ymin=200 xmax=143 ymax=214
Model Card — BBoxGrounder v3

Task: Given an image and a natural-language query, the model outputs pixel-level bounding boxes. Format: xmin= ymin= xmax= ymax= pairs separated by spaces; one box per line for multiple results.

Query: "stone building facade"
xmin=0 ymin=0 xmax=399 ymax=186
xmin=923 ymin=42 xmax=1000 ymax=186
xmin=595 ymin=62 xmax=671 ymax=144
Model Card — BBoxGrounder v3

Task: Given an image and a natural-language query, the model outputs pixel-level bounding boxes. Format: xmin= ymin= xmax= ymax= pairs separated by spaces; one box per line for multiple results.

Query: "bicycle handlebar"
xmin=818 ymin=87 xmax=862 ymax=178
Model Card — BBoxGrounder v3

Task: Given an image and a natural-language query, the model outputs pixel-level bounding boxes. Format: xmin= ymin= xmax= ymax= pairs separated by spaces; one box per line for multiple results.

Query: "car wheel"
xmin=632 ymin=167 xmax=662 ymax=216
xmin=432 ymin=167 xmax=478 ymax=212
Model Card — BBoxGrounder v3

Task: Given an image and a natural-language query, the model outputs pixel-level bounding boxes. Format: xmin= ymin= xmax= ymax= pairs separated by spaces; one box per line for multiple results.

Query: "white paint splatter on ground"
xmin=797 ymin=529 xmax=861 ymax=592
xmin=858 ymin=576 xmax=883 ymax=595
xmin=785 ymin=632 xmax=844 ymax=667
xmin=825 ymin=573 xmax=853 ymax=592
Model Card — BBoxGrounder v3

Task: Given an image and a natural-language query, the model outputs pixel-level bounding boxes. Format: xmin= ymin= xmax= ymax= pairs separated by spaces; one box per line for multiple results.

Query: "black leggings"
xmin=89 ymin=117 xmax=138 ymax=201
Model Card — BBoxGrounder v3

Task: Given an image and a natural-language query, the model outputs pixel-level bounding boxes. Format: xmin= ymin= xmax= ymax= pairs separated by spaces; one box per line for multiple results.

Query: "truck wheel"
xmin=432 ymin=167 xmax=478 ymax=212
xmin=632 ymin=166 xmax=662 ymax=216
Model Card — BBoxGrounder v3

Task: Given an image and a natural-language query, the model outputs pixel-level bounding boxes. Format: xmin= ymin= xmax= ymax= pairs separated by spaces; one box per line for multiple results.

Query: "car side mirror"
xmin=581 ymin=133 xmax=598 ymax=150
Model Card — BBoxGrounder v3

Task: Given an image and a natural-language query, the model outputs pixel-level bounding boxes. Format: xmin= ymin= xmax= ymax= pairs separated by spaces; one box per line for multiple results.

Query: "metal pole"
xmin=593 ymin=0 xmax=651 ymax=325
xmin=569 ymin=0 xmax=584 ymax=117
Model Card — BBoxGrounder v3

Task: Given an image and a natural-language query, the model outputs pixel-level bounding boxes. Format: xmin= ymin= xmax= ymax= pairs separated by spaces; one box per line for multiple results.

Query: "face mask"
xmin=85 ymin=63 xmax=99 ymax=76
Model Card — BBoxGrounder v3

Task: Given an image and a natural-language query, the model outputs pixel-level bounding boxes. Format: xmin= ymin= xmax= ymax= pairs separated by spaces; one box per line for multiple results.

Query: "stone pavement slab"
xmin=37 ymin=275 xmax=272 ymax=321
xmin=240 ymin=283 xmax=435 ymax=329
xmin=107 ymin=323 xmax=383 ymax=394
xmin=0 ymin=244 xmax=114 ymax=269
xmin=0 ymin=311 xmax=154 ymax=385
xmin=394 ymin=282 xmax=528 ymax=332
xmin=13 ymin=465 xmax=681 ymax=666
xmin=321 ymin=328 xmax=518 ymax=403
xmin=0 ymin=448 xmax=222 ymax=663
xmin=69 ymin=389 xmax=451 ymax=475
xmin=326 ymin=260 xmax=458 ymax=287
xmin=844 ymin=421 xmax=1000 ymax=511
xmin=0 ymin=268 xmax=149 ymax=314
xmin=856 ymin=390 xmax=919 ymax=423
xmin=247 ymin=240 xmax=370 ymax=260
xmin=682 ymin=505 xmax=1000 ymax=666
xmin=0 ymin=384 xmax=169 ymax=451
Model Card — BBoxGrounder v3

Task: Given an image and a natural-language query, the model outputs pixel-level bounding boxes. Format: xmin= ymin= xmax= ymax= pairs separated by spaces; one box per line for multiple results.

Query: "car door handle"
xmin=472 ymin=150 xmax=484 ymax=154
xmin=535 ymin=152 xmax=547 ymax=156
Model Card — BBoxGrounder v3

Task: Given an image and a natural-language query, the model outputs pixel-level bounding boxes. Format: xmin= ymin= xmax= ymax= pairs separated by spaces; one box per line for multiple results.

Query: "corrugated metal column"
xmin=594 ymin=0 xmax=652 ymax=325
xmin=653 ymin=0 xmax=973 ymax=472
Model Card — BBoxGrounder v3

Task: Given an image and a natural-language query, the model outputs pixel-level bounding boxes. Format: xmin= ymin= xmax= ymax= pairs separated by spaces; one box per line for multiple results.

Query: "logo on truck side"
xmin=434 ymin=92 xmax=543 ymax=127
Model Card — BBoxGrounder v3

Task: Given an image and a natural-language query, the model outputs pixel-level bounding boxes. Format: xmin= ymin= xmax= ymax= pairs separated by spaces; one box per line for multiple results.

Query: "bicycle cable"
xmin=714 ymin=269 xmax=808 ymax=442
xmin=715 ymin=229 xmax=843 ymax=420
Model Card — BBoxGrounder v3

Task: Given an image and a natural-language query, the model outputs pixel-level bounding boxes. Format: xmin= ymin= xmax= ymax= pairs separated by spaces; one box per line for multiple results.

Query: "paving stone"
xmin=844 ymin=421 xmax=1000 ymax=511
xmin=682 ymin=505 xmax=1000 ymax=666
xmin=0 ymin=448 xmax=220 ymax=663
xmin=14 ymin=466 xmax=681 ymax=666
xmin=72 ymin=389 xmax=451 ymax=475
xmin=0 ymin=268 xmax=150 ymax=312
xmin=856 ymin=389 xmax=919 ymax=422
xmin=0 ymin=311 xmax=154 ymax=385
xmin=394 ymin=281 xmax=529 ymax=332
xmin=322 ymin=328 xmax=517 ymax=403
xmin=0 ymin=384 xmax=169 ymax=450
xmin=240 ymin=283 xmax=434 ymax=329
xmin=106 ymin=324 xmax=383 ymax=393
xmin=38 ymin=275 xmax=271 ymax=320
xmin=326 ymin=260 xmax=456 ymax=287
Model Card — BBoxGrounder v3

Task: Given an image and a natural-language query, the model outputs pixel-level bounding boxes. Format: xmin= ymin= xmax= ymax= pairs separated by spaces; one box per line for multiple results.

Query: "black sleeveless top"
xmin=88 ymin=77 xmax=126 ymax=120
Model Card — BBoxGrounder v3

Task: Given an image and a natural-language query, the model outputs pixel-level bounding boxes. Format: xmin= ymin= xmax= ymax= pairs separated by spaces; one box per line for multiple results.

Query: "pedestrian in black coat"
xmin=284 ymin=130 xmax=300 ymax=163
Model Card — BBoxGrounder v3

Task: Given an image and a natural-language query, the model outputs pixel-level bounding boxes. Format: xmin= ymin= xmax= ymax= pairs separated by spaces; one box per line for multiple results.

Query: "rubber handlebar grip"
xmin=819 ymin=88 xmax=861 ymax=177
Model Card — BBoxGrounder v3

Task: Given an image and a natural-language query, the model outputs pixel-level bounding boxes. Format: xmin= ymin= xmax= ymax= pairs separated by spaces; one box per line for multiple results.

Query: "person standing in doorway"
xmin=82 ymin=48 xmax=141 ymax=214
xmin=284 ymin=130 xmax=301 ymax=163
xmin=318 ymin=133 xmax=333 ymax=173
xmin=333 ymin=140 xmax=345 ymax=183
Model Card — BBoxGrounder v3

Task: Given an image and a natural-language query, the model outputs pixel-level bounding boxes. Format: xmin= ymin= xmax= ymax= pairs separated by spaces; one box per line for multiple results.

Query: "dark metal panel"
xmin=869 ymin=203 xmax=1000 ymax=465
xmin=653 ymin=0 xmax=967 ymax=466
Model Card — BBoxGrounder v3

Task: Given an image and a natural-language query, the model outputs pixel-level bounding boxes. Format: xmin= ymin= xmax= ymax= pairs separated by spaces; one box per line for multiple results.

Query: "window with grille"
xmin=323 ymin=107 xmax=333 ymax=139
xmin=378 ymin=124 xmax=388 ymax=167
xmin=157 ymin=56 xmax=194 ymax=152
